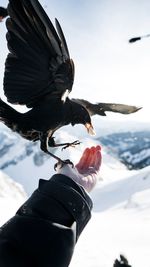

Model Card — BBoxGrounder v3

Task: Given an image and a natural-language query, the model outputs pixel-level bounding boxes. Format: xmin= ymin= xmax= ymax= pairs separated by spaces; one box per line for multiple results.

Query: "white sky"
xmin=0 ymin=0 xmax=150 ymax=123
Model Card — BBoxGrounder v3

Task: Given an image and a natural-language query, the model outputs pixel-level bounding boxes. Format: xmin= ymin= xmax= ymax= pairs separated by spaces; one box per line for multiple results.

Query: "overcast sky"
xmin=0 ymin=0 xmax=150 ymax=123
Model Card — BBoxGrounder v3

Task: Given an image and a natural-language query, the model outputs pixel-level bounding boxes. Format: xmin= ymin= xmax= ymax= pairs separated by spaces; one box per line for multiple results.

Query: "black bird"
xmin=0 ymin=7 xmax=8 ymax=22
xmin=113 ymin=254 xmax=132 ymax=267
xmin=0 ymin=0 xmax=141 ymax=167
xmin=129 ymin=34 xmax=150 ymax=43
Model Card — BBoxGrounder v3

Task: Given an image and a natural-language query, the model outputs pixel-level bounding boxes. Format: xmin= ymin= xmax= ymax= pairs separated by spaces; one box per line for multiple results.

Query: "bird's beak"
xmin=85 ymin=123 xmax=96 ymax=136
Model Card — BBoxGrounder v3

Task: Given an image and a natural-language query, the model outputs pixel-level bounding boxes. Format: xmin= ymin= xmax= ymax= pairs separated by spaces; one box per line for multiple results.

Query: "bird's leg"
xmin=48 ymin=137 xmax=81 ymax=150
xmin=40 ymin=133 xmax=74 ymax=170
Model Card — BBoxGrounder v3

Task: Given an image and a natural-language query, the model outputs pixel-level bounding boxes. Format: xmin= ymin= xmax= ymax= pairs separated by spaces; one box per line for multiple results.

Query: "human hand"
xmin=57 ymin=145 xmax=102 ymax=192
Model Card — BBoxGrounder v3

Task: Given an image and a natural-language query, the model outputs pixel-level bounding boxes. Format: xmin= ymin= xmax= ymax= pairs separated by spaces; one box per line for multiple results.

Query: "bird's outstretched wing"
xmin=72 ymin=99 xmax=142 ymax=116
xmin=4 ymin=0 xmax=74 ymax=107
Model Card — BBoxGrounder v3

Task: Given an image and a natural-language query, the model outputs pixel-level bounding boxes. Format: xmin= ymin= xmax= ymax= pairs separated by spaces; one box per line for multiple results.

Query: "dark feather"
xmin=113 ymin=254 xmax=132 ymax=267
xmin=4 ymin=0 xmax=74 ymax=107
xmin=72 ymin=99 xmax=142 ymax=116
xmin=55 ymin=18 xmax=70 ymax=59
xmin=0 ymin=7 xmax=8 ymax=20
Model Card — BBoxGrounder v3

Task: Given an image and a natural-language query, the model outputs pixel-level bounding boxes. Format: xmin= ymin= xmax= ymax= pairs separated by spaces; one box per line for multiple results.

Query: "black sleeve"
xmin=18 ymin=174 xmax=93 ymax=240
xmin=0 ymin=174 xmax=93 ymax=267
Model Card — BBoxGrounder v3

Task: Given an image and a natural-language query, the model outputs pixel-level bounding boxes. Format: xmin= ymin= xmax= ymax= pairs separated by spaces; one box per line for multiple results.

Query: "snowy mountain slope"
xmin=92 ymin=165 xmax=150 ymax=212
xmin=99 ymin=131 xmax=150 ymax=170
xmin=0 ymin=126 xmax=49 ymax=170
xmin=70 ymin=166 xmax=150 ymax=267
xmin=0 ymin=170 xmax=27 ymax=226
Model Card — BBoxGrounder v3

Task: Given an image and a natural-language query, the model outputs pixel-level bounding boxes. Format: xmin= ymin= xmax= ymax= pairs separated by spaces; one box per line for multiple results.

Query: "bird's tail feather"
xmin=71 ymin=99 xmax=142 ymax=116
xmin=0 ymin=98 xmax=21 ymax=132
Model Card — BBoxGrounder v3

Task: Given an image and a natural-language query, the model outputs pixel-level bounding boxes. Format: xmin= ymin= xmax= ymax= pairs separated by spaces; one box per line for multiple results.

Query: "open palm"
xmin=58 ymin=145 xmax=102 ymax=192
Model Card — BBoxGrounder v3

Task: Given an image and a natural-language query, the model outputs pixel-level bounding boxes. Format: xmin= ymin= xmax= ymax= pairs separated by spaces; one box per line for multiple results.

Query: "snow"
xmin=0 ymin=171 xmax=27 ymax=225
xmin=70 ymin=166 xmax=150 ymax=267
xmin=122 ymin=148 xmax=150 ymax=165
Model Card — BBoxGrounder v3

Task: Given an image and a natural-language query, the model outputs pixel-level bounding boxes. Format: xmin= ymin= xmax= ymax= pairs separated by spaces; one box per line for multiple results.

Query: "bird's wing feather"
xmin=55 ymin=18 xmax=70 ymax=59
xmin=4 ymin=0 xmax=74 ymax=107
xmin=72 ymin=99 xmax=142 ymax=116
xmin=0 ymin=7 xmax=8 ymax=19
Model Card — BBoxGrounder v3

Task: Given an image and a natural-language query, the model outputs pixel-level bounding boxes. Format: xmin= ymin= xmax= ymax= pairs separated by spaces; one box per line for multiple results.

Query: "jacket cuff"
xmin=39 ymin=174 xmax=93 ymax=239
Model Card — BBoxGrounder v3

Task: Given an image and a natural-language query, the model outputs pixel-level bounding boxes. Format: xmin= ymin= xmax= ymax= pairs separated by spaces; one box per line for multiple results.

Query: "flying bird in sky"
xmin=0 ymin=0 xmax=141 ymax=167
xmin=129 ymin=34 xmax=150 ymax=43
xmin=113 ymin=254 xmax=132 ymax=267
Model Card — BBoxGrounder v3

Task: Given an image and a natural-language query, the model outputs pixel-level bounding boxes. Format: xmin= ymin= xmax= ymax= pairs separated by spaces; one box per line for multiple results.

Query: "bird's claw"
xmin=61 ymin=140 xmax=81 ymax=151
xmin=54 ymin=159 xmax=74 ymax=171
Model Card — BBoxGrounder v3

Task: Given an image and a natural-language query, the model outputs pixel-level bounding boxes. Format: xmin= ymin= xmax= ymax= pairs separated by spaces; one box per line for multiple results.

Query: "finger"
xmin=76 ymin=148 xmax=90 ymax=170
xmin=91 ymin=146 xmax=102 ymax=171
xmin=86 ymin=146 xmax=101 ymax=168
xmin=81 ymin=147 xmax=97 ymax=173
xmin=76 ymin=146 xmax=101 ymax=174
xmin=87 ymin=147 xmax=97 ymax=167
xmin=94 ymin=150 xmax=102 ymax=171
xmin=95 ymin=145 xmax=101 ymax=151
xmin=76 ymin=146 xmax=95 ymax=173
xmin=86 ymin=149 xmax=102 ymax=175
xmin=80 ymin=152 xmax=91 ymax=171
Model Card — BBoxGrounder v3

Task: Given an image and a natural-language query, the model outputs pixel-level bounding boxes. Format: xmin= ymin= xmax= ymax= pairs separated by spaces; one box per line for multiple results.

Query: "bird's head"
xmin=70 ymin=100 xmax=95 ymax=136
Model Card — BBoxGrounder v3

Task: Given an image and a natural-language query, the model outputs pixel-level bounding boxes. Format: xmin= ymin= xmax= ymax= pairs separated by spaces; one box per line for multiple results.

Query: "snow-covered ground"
xmin=0 ymin=171 xmax=27 ymax=226
xmin=70 ymin=165 xmax=150 ymax=267
xmin=0 ymin=134 xmax=150 ymax=266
